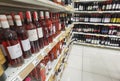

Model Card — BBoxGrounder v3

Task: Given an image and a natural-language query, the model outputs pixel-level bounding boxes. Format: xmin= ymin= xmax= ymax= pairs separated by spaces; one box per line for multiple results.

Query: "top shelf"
xmin=0 ymin=0 xmax=74 ymax=12
xmin=74 ymin=10 xmax=120 ymax=13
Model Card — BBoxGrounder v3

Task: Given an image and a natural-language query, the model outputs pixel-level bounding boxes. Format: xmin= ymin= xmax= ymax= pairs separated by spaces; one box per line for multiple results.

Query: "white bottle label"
xmin=112 ymin=4 xmax=116 ymax=9
xmin=7 ymin=43 xmax=22 ymax=59
xmin=104 ymin=18 xmax=110 ymax=22
xmin=59 ymin=23 xmax=61 ymax=30
xmin=28 ymin=29 xmax=38 ymax=41
xmin=16 ymin=19 xmax=22 ymax=26
xmin=57 ymin=0 xmax=61 ymax=2
xmin=53 ymin=25 xmax=56 ymax=34
xmin=21 ymin=39 xmax=31 ymax=51
xmin=37 ymin=28 xmax=43 ymax=38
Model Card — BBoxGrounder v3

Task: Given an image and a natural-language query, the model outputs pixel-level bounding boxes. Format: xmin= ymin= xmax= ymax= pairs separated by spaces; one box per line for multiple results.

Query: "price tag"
xmin=32 ymin=58 xmax=40 ymax=67
xmin=12 ymin=76 xmax=22 ymax=81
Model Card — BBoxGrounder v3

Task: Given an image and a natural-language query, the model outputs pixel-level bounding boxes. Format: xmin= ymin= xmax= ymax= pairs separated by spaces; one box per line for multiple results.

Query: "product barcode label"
xmin=32 ymin=58 xmax=40 ymax=67
xmin=12 ymin=76 xmax=22 ymax=81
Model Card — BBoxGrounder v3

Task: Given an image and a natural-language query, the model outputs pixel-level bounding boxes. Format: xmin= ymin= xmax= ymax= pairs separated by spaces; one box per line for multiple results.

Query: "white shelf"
xmin=0 ymin=0 xmax=74 ymax=12
xmin=73 ymin=41 xmax=120 ymax=50
xmin=73 ymin=32 xmax=120 ymax=38
xmin=74 ymin=22 xmax=120 ymax=27
xmin=5 ymin=24 xmax=74 ymax=81
xmin=74 ymin=10 xmax=120 ymax=13
xmin=46 ymin=46 xmax=68 ymax=81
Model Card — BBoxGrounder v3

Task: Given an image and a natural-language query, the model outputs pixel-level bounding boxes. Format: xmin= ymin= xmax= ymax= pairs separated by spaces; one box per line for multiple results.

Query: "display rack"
xmin=73 ymin=41 xmax=120 ymax=50
xmin=74 ymin=11 xmax=120 ymax=13
xmin=74 ymin=22 xmax=120 ymax=26
xmin=0 ymin=0 xmax=74 ymax=12
xmin=5 ymin=23 xmax=73 ymax=81
xmin=73 ymin=32 xmax=120 ymax=38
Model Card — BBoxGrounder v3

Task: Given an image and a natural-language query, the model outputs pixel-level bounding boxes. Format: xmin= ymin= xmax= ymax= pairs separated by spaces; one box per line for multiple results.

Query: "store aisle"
xmin=61 ymin=45 xmax=120 ymax=81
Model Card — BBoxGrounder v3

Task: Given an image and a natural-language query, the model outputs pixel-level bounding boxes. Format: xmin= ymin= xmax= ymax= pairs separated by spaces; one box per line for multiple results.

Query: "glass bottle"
xmin=14 ymin=15 xmax=32 ymax=58
xmin=45 ymin=11 xmax=53 ymax=43
xmin=33 ymin=11 xmax=44 ymax=49
xmin=39 ymin=11 xmax=49 ymax=46
xmin=0 ymin=15 xmax=24 ymax=67
xmin=25 ymin=11 xmax=40 ymax=53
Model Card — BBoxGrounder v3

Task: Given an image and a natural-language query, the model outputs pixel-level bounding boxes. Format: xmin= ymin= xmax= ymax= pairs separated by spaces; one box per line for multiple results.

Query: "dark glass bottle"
xmin=0 ymin=15 xmax=24 ymax=67
xmin=25 ymin=11 xmax=40 ymax=53
xmin=14 ymin=15 xmax=32 ymax=58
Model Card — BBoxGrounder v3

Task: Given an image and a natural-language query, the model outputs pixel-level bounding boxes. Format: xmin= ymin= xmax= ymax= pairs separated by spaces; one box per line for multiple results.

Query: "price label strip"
xmin=32 ymin=58 xmax=40 ymax=67
xmin=12 ymin=76 xmax=22 ymax=81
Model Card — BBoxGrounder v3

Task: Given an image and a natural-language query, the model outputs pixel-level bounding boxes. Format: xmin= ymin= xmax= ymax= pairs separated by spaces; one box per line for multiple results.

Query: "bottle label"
xmin=59 ymin=23 xmax=61 ymax=30
xmin=0 ymin=65 xmax=4 ymax=76
xmin=104 ymin=18 xmax=110 ymax=22
xmin=116 ymin=4 xmax=119 ymax=9
xmin=112 ymin=4 xmax=116 ymax=9
xmin=57 ymin=0 xmax=61 ymax=2
xmin=53 ymin=25 xmax=56 ymax=34
xmin=7 ymin=43 xmax=22 ymax=59
xmin=0 ymin=48 xmax=6 ymax=65
xmin=28 ymin=29 xmax=38 ymax=41
xmin=21 ymin=39 xmax=31 ymax=51
xmin=37 ymin=28 xmax=43 ymax=38
xmin=7 ymin=15 xmax=14 ymax=26
xmin=15 ymin=19 xmax=22 ymax=26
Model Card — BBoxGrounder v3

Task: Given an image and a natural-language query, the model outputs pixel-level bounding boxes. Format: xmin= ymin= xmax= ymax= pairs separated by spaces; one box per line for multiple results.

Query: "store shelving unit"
xmin=0 ymin=0 xmax=74 ymax=12
xmin=73 ymin=41 xmax=120 ymax=50
xmin=74 ymin=22 xmax=120 ymax=27
xmin=74 ymin=11 xmax=120 ymax=13
xmin=73 ymin=32 xmax=120 ymax=38
xmin=5 ymin=23 xmax=74 ymax=81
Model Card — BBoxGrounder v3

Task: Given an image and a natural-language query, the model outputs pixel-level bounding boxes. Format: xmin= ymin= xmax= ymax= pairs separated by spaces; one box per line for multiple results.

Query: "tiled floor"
xmin=61 ymin=45 xmax=120 ymax=81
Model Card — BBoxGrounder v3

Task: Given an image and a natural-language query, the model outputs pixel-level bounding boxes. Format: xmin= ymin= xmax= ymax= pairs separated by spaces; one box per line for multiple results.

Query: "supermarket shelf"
xmin=73 ymin=22 xmax=120 ymax=26
xmin=74 ymin=10 xmax=120 ymax=13
xmin=0 ymin=0 xmax=74 ymax=12
xmin=73 ymin=0 xmax=106 ymax=2
xmin=5 ymin=24 xmax=74 ymax=81
xmin=73 ymin=41 xmax=120 ymax=50
xmin=46 ymin=46 xmax=68 ymax=81
xmin=73 ymin=32 xmax=120 ymax=38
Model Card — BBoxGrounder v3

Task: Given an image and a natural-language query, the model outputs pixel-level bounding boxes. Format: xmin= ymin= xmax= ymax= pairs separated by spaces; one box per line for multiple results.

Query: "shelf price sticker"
xmin=32 ymin=58 xmax=40 ymax=67
xmin=12 ymin=76 xmax=22 ymax=81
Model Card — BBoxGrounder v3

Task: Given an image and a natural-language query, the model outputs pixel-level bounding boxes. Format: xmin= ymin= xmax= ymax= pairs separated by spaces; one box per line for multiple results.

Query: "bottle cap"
xmin=6 ymin=15 xmax=14 ymax=26
xmin=14 ymin=15 xmax=22 ymax=26
xmin=0 ymin=15 xmax=10 ymax=29
xmin=45 ymin=11 xmax=50 ymax=18
xmin=40 ymin=11 xmax=44 ymax=19
xmin=26 ymin=11 xmax=32 ymax=21
xmin=33 ymin=11 xmax=38 ymax=21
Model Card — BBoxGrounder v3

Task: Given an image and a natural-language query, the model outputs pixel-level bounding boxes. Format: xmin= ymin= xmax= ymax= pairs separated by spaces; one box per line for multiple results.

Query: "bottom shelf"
xmin=73 ymin=41 xmax=120 ymax=50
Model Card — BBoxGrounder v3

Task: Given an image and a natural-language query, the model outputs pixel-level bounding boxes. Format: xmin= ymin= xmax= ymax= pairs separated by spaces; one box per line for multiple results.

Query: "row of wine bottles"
xmin=74 ymin=13 xmax=120 ymax=23
xmin=23 ymin=40 xmax=64 ymax=81
xmin=49 ymin=0 xmax=72 ymax=6
xmin=0 ymin=10 xmax=72 ymax=70
xmin=73 ymin=24 xmax=120 ymax=35
xmin=73 ymin=34 xmax=120 ymax=47
xmin=74 ymin=0 xmax=120 ymax=11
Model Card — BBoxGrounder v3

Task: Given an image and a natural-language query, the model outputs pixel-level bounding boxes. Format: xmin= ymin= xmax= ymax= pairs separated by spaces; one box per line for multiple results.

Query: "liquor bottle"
xmin=0 ymin=64 xmax=6 ymax=81
xmin=51 ymin=13 xmax=56 ymax=38
xmin=14 ymin=15 xmax=32 ymax=58
xmin=0 ymin=15 xmax=24 ymax=67
xmin=6 ymin=15 xmax=15 ymax=31
xmin=0 ymin=23 xmax=8 ymax=70
xmin=102 ymin=14 xmax=111 ymax=23
xmin=55 ymin=13 xmax=60 ymax=35
xmin=25 ymin=11 xmax=40 ymax=53
xmin=45 ymin=11 xmax=53 ymax=43
xmin=117 ymin=27 xmax=120 ymax=36
xmin=33 ymin=11 xmax=44 ymax=49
